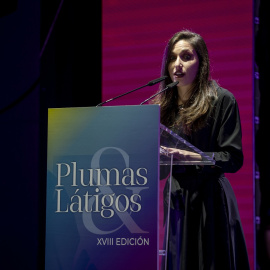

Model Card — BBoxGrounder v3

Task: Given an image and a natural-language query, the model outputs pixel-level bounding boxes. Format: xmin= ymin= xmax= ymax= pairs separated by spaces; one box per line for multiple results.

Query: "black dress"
xmin=162 ymin=82 xmax=250 ymax=270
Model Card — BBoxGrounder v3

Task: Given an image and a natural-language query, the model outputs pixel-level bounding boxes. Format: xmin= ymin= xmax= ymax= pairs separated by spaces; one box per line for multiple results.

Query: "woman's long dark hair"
xmin=151 ymin=30 xmax=217 ymax=133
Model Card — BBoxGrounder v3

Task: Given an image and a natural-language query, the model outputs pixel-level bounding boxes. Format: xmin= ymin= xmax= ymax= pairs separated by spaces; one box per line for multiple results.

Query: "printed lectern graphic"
xmin=45 ymin=105 xmax=160 ymax=270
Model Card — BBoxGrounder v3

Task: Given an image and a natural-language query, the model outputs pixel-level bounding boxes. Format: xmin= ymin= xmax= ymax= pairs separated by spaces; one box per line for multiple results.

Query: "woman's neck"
xmin=177 ymin=86 xmax=192 ymax=105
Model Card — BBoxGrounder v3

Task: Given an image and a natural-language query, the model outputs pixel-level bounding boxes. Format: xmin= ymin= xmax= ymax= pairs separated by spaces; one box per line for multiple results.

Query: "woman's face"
xmin=168 ymin=39 xmax=199 ymax=91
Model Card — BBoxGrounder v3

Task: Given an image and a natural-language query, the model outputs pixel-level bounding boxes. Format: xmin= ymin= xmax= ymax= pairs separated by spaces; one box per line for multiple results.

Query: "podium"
xmin=158 ymin=123 xmax=215 ymax=270
xmin=45 ymin=105 xmax=215 ymax=270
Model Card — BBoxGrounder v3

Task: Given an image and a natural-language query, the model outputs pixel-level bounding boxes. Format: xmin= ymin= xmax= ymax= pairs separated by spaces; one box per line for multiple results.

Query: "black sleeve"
xmin=208 ymin=93 xmax=244 ymax=173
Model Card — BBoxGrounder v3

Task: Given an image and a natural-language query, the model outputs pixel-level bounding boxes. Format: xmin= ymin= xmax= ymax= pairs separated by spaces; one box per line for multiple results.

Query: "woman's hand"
xmin=161 ymin=146 xmax=202 ymax=161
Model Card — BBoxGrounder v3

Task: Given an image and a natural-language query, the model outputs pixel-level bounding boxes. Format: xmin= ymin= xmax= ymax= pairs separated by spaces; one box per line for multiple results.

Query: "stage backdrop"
xmin=102 ymin=0 xmax=254 ymax=268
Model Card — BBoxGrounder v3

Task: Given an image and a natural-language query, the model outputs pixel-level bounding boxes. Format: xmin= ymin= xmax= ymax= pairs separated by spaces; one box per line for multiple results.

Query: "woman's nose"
xmin=175 ymin=56 xmax=182 ymax=67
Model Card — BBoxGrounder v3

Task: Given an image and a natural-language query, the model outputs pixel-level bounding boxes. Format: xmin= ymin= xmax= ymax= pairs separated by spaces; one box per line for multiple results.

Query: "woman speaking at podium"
xmin=151 ymin=30 xmax=250 ymax=270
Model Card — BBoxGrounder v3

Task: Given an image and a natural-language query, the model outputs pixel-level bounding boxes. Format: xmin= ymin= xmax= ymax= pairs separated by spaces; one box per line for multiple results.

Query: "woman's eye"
xmin=182 ymin=54 xmax=192 ymax=61
xmin=169 ymin=55 xmax=176 ymax=61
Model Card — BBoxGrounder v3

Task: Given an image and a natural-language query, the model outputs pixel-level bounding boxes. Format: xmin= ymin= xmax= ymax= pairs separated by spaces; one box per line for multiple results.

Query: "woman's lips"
xmin=174 ymin=72 xmax=184 ymax=78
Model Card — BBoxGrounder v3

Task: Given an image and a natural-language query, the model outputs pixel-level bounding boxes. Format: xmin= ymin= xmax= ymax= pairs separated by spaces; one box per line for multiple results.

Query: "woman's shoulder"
xmin=211 ymin=81 xmax=237 ymax=105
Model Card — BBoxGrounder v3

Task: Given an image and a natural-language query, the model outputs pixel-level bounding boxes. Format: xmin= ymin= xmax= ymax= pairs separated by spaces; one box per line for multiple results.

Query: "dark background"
xmin=255 ymin=0 xmax=270 ymax=269
xmin=0 ymin=1 xmax=101 ymax=269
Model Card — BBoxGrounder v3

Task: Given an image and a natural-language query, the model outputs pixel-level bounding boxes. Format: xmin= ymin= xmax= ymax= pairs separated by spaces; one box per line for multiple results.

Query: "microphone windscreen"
xmin=147 ymin=76 xmax=167 ymax=86
xmin=167 ymin=81 xmax=179 ymax=88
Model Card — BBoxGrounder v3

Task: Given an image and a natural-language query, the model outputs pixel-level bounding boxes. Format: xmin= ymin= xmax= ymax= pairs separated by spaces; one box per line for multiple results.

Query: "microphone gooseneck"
xmin=140 ymin=81 xmax=179 ymax=105
xmin=96 ymin=75 xmax=168 ymax=107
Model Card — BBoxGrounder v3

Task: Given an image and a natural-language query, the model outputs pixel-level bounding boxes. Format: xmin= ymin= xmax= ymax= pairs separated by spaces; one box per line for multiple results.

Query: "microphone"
xmin=140 ymin=81 xmax=179 ymax=105
xmin=147 ymin=76 xmax=168 ymax=86
xmin=96 ymin=76 xmax=167 ymax=107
